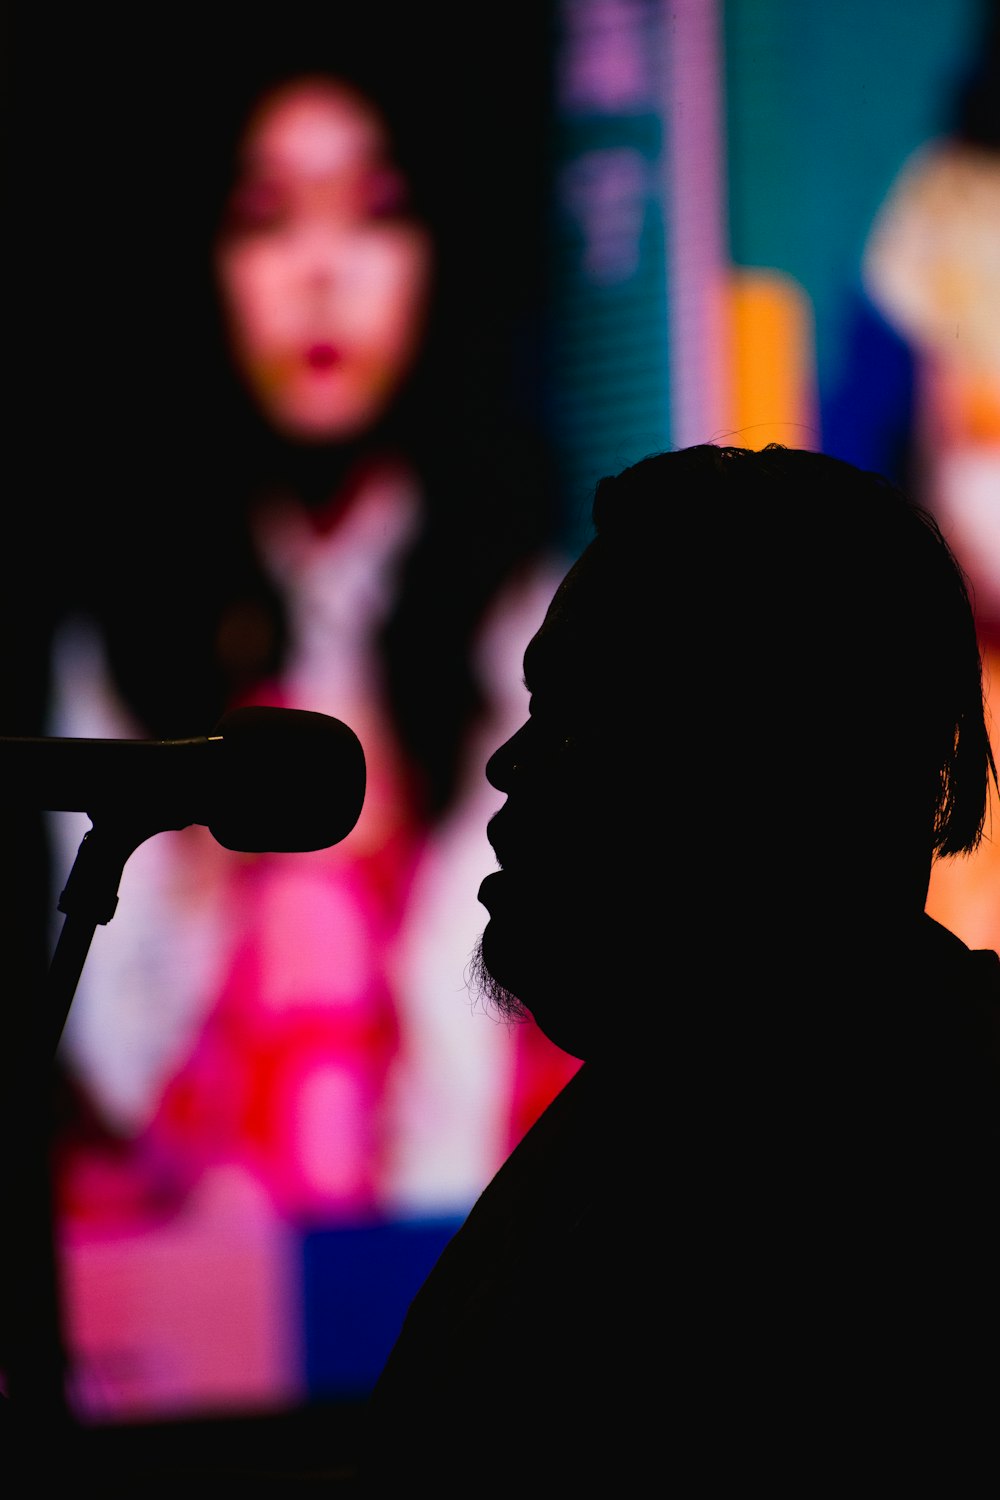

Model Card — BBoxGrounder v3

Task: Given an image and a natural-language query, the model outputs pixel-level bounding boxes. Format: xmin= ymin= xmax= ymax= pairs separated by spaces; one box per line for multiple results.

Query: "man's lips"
xmin=477 ymin=869 xmax=507 ymax=912
xmin=485 ymin=811 xmax=516 ymax=871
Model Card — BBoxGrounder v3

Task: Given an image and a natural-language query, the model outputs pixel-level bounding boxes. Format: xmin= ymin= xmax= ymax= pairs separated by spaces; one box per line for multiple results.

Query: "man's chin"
xmin=469 ymin=930 xmax=591 ymax=1061
xmin=467 ymin=932 xmax=531 ymax=1024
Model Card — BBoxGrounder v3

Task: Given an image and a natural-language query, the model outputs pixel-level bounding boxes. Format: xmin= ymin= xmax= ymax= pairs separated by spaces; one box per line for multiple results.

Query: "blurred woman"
xmin=43 ymin=19 xmax=576 ymax=1419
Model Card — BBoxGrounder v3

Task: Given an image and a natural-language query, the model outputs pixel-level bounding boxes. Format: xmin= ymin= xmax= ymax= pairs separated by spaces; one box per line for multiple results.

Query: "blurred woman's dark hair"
xmin=40 ymin=7 xmax=560 ymax=818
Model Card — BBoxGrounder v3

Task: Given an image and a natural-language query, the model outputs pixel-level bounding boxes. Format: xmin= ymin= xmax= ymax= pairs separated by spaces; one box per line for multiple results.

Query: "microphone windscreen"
xmin=209 ymin=707 xmax=367 ymax=853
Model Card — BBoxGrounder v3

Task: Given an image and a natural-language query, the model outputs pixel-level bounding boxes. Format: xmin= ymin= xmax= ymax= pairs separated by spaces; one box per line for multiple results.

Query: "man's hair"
xmin=590 ymin=443 xmax=996 ymax=858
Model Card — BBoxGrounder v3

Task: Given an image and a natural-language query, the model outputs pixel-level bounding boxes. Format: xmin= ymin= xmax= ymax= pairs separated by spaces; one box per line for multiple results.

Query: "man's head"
xmin=474 ymin=444 xmax=995 ymax=1060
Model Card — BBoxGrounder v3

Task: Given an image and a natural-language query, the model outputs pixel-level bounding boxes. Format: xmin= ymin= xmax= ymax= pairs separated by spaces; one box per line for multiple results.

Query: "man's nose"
xmin=485 ymin=721 xmax=529 ymax=793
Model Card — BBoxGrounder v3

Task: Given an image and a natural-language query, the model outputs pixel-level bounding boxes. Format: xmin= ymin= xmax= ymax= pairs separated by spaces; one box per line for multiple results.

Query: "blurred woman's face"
xmin=215 ymin=77 xmax=433 ymax=443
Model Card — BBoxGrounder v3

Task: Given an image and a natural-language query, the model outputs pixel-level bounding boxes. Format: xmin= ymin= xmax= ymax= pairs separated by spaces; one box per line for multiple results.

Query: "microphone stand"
xmin=4 ymin=811 xmax=157 ymax=1456
xmin=45 ymin=816 xmax=146 ymax=1058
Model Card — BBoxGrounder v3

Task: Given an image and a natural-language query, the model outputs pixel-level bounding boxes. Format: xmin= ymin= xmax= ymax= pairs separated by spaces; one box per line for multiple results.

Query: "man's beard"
xmin=466 ymin=934 xmax=531 ymax=1025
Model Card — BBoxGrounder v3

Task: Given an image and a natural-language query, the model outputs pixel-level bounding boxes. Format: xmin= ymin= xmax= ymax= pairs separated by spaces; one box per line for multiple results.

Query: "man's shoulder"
xmin=921 ymin=910 xmax=1000 ymax=965
xmin=917 ymin=912 xmax=1000 ymax=1030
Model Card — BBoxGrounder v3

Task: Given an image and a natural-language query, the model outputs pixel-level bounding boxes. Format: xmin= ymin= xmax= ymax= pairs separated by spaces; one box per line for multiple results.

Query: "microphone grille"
xmin=209 ymin=706 xmax=367 ymax=853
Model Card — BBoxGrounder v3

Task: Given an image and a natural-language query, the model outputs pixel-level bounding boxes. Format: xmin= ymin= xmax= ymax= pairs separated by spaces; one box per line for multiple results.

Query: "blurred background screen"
xmin=3 ymin=0 xmax=999 ymax=1472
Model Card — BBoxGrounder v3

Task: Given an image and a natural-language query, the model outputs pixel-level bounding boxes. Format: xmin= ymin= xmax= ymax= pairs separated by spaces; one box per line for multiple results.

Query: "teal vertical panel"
xmin=548 ymin=1 xmax=672 ymax=555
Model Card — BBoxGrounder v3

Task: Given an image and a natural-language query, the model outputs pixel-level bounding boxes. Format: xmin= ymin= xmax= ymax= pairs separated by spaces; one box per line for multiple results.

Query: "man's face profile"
xmin=473 ymin=544 xmax=635 ymax=1060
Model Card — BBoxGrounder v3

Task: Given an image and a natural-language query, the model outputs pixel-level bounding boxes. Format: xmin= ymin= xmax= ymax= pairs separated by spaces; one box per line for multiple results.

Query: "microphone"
xmin=0 ymin=706 xmax=367 ymax=853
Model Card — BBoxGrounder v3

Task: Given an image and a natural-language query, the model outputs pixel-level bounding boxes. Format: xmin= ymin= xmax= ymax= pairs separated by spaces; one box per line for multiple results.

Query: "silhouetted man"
xmin=355 ymin=444 xmax=1000 ymax=1489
